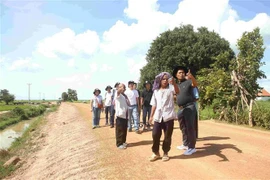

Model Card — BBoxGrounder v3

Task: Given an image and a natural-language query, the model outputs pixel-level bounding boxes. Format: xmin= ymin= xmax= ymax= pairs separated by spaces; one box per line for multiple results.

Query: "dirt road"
xmin=6 ymin=102 xmax=270 ymax=180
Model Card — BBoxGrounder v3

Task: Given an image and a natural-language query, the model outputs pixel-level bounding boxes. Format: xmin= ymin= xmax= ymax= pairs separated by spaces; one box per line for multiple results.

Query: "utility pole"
xmin=27 ymin=83 xmax=31 ymax=102
xmin=39 ymin=92 xmax=41 ymax=100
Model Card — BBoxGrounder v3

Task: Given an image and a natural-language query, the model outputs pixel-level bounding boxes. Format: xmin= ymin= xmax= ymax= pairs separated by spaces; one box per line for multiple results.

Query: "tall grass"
xmin=199 ymin=100 xmax=270 ymax=130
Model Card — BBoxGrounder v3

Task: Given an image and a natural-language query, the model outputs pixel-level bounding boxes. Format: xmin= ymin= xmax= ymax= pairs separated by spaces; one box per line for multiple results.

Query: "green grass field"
xmin=0 ymin=104 xmax=32 ymax=112
xmin=199 ymin=100 xmax=270 ymax=120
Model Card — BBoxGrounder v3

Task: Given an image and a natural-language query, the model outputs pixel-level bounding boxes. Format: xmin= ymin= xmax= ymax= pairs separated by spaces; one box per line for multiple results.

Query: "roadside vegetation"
xmin=0 ymin=102 xmax=56 ymax=130
xmin=200 ymin=100 xmax=270 ymax=130
xmin=0 ymin=105 xmax=58 ymax=179
xmin=139 ymin=25 xmax=268 ymax=130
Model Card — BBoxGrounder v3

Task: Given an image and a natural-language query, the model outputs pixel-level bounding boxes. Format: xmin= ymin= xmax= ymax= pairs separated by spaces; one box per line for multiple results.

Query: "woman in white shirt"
xmin=149 ymin=72 xmax=179 ymax=162
xmin=90 ymin=88 xmax=103 ymax=129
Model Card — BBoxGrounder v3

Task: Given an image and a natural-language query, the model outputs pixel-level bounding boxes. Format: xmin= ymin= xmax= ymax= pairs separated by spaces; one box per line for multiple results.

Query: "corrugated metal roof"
xmin=258 ymin=89 xmax=270 ymax=97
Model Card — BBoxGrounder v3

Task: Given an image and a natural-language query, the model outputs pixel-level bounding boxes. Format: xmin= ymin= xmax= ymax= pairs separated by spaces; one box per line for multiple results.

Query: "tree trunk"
xmin=248 ymin=99 xmax=254 ymax=127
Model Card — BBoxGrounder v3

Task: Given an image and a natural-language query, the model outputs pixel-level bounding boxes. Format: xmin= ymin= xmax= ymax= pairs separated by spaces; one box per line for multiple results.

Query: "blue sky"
xmin=1 ymin=0 xmax=270 ymax=100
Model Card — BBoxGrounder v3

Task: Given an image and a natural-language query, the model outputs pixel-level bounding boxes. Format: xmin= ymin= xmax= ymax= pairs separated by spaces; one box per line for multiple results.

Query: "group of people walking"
xmin=90 ymin=65 xmax=199 ymax=161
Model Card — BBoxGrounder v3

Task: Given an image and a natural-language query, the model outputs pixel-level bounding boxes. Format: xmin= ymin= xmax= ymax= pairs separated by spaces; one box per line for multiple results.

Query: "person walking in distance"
xmin=125 ymin=81 xmax=140 ymax=134
xmin=149 ymin=72 xmax=179 ymax=162
xmin=141 ymin=81 xmax=153 ymax=131
xmin=110 ymin=82 xmax=120 ymax=128
xmin=104 ymin=85 xmax=113 ymax=126
xmin=90 ymin=88 xmax=104 ymax=129
xmin=173 ymin=66 xmax=198 ymax=155
xmin=114 ymin=83 xmax=130 ymax=149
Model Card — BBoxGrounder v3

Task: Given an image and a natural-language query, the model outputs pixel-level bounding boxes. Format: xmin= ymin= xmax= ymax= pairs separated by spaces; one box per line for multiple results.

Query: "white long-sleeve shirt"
xmin=115 ymin=94 xmax=128 ymax=119
xmin=150 ymin=84 xmax=176 ymax=122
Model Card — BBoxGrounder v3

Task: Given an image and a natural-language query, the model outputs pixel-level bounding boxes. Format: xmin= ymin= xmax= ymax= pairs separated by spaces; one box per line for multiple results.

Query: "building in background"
xmin=257 ymin=89 xmax=270 ymax=101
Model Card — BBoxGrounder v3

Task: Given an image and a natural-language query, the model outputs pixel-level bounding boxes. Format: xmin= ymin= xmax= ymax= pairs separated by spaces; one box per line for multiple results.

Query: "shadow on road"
xmin=197 ymin=136 xmax=231 ymax=141
xmin=171 ymin=142 xmax=242 ymax=162
xmin=128 ymin=140 xmax=153 ymax=147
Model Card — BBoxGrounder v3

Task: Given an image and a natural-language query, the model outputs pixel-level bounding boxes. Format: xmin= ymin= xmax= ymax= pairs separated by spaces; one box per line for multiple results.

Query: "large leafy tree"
xmin=231 ymin=27 xmax=266 ymax=126
xmin=139 ymin=25 xmax=234 ymax=86
xmin=139 ymin=25 xmax=235 ymax=107
xmin=0 ymin=89 xmax=15 ymax=105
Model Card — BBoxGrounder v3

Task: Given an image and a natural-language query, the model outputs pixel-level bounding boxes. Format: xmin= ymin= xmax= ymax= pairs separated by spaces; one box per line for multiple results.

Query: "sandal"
xmin=149 ymin=153 xmax=161 ymax=162
xmin=162 ymin=153 xmax=169 ymax=161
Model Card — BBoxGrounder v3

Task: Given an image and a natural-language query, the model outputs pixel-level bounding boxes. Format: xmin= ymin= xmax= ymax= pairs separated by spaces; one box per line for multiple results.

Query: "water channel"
xmin=0 ymin=118 xmax=36 ymax=150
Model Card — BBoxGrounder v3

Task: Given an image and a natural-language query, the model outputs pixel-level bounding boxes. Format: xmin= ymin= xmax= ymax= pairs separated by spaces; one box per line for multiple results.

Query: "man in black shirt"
xmin=133 ymin=82 xmax=141 ymax=123
xmin=141 ymin=81 xmax=153 ymax=130
xmin=173 ymin=66 xmax=198 ymax=156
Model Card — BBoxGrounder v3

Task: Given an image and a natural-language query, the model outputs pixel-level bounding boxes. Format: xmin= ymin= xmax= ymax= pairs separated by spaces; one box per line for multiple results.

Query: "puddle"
xmin=0 ymin=118 xmax=36 ymax=149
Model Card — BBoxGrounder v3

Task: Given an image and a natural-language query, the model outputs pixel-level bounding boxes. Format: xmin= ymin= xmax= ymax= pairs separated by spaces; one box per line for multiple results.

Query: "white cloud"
xmin=8 ymin=58 xmax=42 ymax=72
xmin=89 ymin=62 xmax=98 ymax=73
xmin=44 ymin=73 xmax=92 ymax=92
xmin=100 ymin=0 xmax=171 ymax=54
xmin=36 ymin=28 xmax=100 ymax=58
xmin=123 ymin=0 xmax=159 ymax=20
xmin=0 ymin=57 xmax=5 ymax=63
xmin=56 ymin=73 xmax=90 ymax=83
xmin=100 ymin=0 xmax=270 ymax=54
xmin=169 ymin=0 xmax=237 ymax=32
xmin=67 ymin=59 xmax=75 ymax=67
xmin=127 ymin=56 xmax=147 ymax=82
xmin=220 ymin=13 xmax=270 ymax=46
xmin=100 ymin=64 xmax=113 ymax=72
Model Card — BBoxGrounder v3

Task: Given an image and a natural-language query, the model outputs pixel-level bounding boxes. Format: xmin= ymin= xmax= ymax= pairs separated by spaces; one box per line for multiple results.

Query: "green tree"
xmin=67 ymin=89 xmax=78 ymax=101
xmin=231 ymin=27 xmax=266 ymax=127
xmin=139 ymin=24 xmax=235 ymax=106
xmin=0 ymin=89 xmax=15 ymax=105
xmin=61 ymin=92 xmax=68 ymax=101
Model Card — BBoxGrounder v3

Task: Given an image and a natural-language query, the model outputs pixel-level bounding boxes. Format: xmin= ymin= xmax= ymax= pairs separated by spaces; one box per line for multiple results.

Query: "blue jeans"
xmin=92 ymin=107 xmax=101 ymax=126
xmin=128 ymin=105 xmax=139 ymax=131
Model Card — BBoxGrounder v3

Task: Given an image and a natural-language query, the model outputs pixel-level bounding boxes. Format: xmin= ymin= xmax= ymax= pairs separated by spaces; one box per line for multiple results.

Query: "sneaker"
xmin=149 ymin=153 xmax=161 ymax=162
xmin=177 ymin=145 xmax=188 ymax=150
xmin=92 ymin=126 xmax=96 ymax=129
xmin=135 ymin=130 xmax=141 ymax=134
xmin=184 ymin=148 xmax=196 ymax=155
xmin=118 ymin=145 xmax=126 ymax=149
xmin=162 ymin=153 xmax=169 ymax=162
xmin=123 ymin=143 xmax=128 ymax=147
xmin=110 ymin=125 xmax=114 ymax=128
xmin=96 ymin=125 xmax=100 ymax=128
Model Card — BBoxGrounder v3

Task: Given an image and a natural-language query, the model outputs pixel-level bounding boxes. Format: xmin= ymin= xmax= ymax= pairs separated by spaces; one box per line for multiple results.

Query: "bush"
xmin=11 ymin=107 xmax=25 ymax=117
xmin=0 ymin=105 xmax=47 ymax=130
xmin=24 ymin=106 xmax=46 ymax=117
xmin=253 ymin=106 xmax=270 ymax=130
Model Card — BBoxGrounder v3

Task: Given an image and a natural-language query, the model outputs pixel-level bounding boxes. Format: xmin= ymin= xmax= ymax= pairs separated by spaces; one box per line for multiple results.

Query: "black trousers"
xmin=152 ymin=119 xmax=174 ymax=154
xmin=142 ymin=106 xmax=152 ymax=126
xmin=115 ymin=117 xmax=128 ymax=147
xmin=178 ymin=104 xmax=197 ymax=148
xmin=105 ymin=106 xmax=111 ymax=123
xmin=110 ymin=105 xmax=115 ymax=126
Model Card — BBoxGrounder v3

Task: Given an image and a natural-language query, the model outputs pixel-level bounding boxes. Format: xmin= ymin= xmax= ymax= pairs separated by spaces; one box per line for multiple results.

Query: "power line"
xmin=27 ymin=83 xmax=32 ymax=102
